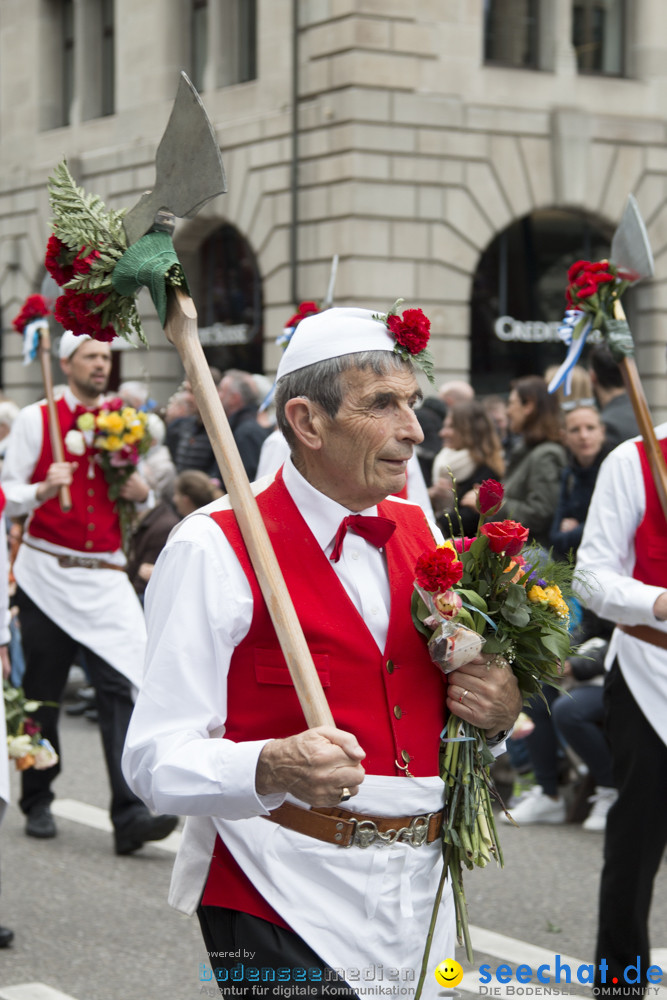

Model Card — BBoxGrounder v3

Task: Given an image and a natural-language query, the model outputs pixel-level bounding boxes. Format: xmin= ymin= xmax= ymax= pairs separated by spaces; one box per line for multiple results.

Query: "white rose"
xmin=64 ymin=429 xmax=86 ymax=456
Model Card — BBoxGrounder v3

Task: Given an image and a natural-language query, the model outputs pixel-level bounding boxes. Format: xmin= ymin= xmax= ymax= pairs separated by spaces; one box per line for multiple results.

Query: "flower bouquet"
xmin=4 ymin=681 xmax=58 ymax=772
xmin=66 ymin=398 xmax=151 ymax=550
xmin=413 ymin=480 xmax=573 ymax=991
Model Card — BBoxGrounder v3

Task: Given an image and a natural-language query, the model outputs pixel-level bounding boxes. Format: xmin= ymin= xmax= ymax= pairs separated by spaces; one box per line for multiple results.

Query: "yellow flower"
xmin=103 ymin=412 xmax=126 ymax=435
xmin=544 ymin=585 xmax=570 ymax=619
xmin=103 ymin=434 xmax=123 ymax=451
xmin=120 ymin=407 xmax=137 ymax=424
xmin=528 ymin=584 xmax=548 ymax=604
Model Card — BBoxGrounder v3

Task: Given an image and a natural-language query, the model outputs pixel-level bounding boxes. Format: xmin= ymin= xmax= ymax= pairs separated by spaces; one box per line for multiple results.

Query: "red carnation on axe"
xmin=12 ymin=295 xmax=50 ymax=335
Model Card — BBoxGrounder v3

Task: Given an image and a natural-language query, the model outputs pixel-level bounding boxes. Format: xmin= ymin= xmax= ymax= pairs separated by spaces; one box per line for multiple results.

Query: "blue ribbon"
xmin=22 ymin=318 xmax=46 ymax=366
xmin=460 ymin=599 xmax=497 ymax=632
xmin=547 ymin=310 xmax=592 ymax=396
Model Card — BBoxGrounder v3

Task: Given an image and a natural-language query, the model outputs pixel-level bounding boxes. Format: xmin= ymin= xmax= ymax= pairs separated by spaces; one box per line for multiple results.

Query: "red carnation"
xmin=387 ymin=308 xmax=431 ymax=355
xmin=415 ymin=545 xmax=463 ymax=593
xmin=12 ymin=294 xmax=50 ymax=334
xmin=477 ymin=479 xmax=504 ymax=515
xmin=480 ymin=520 xmax=529 ymax=557
xmin=45 ymin=234 xmax=75 ymax=286
xmin=72 ymin=248 xmax=101 ymax=276
xmin=285 ymin=300 xmax=319 ymax=329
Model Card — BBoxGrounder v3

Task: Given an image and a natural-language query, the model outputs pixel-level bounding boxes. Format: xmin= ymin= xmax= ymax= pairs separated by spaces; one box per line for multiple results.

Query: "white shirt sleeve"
xmin=574 ymin=439 xmax=666 ymax=624
xmin=1 ymin=405 xmax=42 ymax=517
xmin=122 ymin=511 xmax=286 ymax=819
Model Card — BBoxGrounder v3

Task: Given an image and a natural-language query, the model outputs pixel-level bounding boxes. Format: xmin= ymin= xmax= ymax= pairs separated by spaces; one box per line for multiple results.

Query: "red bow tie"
xmin=329 ymin=514 xmax=396 ymax=563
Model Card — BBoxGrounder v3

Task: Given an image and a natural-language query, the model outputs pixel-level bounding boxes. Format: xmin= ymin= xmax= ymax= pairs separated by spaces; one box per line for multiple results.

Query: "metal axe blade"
xmin=123 ymin=71 xmax=227 ymax=246
xmin=610 ymin=193 xmax=655 ymax=284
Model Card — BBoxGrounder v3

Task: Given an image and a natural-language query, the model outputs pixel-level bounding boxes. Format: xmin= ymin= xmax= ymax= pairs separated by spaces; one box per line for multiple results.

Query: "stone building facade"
xmin=1 ymin=0 xmax=666 ymax=417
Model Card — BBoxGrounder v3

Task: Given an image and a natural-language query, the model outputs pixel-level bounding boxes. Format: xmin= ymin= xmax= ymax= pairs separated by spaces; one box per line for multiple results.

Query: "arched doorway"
xmin=470 ymin=209 xmax=622 ymax=395
xmin=193 ymin=222 xmax=263 ymax=374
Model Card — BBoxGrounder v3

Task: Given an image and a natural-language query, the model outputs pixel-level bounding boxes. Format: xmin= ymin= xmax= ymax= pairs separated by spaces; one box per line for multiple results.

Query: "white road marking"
xmin=50 ymin=799 xmax=182 ymax=852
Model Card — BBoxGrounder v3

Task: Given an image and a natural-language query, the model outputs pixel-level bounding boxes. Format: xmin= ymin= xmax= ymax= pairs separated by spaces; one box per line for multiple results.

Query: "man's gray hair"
xmin=275 ymin=350 xmax=413 ymax=449
xmin=222 ymin=369 xmax=259 ymax=407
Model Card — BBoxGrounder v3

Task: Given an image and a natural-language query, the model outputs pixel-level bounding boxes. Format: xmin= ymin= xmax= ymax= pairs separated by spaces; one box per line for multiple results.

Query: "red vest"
xmin=28 ymin=397 xmax=121 ymax=553
xmin=202 ymin=469 xmax=447 ymax=920
xmin=633 ymin=436 xmax=667 ymax=588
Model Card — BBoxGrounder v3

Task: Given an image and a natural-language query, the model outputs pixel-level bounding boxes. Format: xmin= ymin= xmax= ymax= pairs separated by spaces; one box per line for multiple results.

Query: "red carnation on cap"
xmin=387 ymin=308 xmax=431 ymax=355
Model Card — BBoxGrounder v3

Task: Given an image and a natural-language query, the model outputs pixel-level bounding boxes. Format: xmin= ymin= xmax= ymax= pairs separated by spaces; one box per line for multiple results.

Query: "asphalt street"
xmin=0 ymin=697 xmax=665 ymax=1000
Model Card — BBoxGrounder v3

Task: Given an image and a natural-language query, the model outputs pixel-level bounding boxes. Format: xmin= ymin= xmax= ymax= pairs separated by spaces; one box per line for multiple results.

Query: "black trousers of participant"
xmin=595 ymin=660 xmax=667 ymax=997
xmin=197 ymin=907 xmax=358 ymax=999
xmin=16 ymin=586 xmax=148 ymax=834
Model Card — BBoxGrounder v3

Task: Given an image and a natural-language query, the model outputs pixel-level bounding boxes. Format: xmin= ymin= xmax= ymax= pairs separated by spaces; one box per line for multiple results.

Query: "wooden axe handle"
xmin=39 ymin=328 xmax=72 ymax=513
xmin=164 ymin=287 xmax=335 ymax=730
xmin=613 ymin=300 xmax=667 ymax=522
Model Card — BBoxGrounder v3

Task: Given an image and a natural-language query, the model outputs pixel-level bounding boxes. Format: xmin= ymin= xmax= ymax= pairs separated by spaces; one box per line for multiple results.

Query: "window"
xmin=484 ymin=0 xmax=539 ymax=69
xmin=572 ymin=0 xmax=625 ymax=76
xmin=100 ymin=0 xmax=115 ymax=117
xmin=62 ymin=0 xmax=74 ymax=126
xmin=40 ymin=0 xmax=115 ymax=129
xmin=190 ymin=0 xmax=257 ymax=90
xmin=191 ymin=0 xmax=208 ymax=92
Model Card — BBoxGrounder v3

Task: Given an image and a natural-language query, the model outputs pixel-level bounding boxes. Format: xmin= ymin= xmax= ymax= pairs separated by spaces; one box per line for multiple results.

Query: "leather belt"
xmin=23 ymin=541 xmax=127 ymax=573
xmin=265 ymin=800 xmax=443 ymax=848
xmin=619 ymin=623 xmax=667 ymax=652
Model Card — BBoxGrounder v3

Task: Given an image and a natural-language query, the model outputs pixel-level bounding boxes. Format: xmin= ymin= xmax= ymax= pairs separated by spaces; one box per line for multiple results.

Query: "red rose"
xmin=387 ymin=308 xmax=431 ymax=355
xmin=12 ymin=294 xmax=50 ymax=334
xmin=415 ymin=545 xmax=463 ymax=593
xmin=480 ymin=520 xmax=529 ymax=556
xmin=45 ymin=234 xmax=75 ymax=286
xmin=478 ymin=479 xmax=504 ymax=515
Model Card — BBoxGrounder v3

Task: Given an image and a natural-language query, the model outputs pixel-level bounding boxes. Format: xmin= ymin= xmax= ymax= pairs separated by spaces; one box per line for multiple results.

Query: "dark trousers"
xmin=197 ymin=907 xmax=358 ymax=998
xmin=16 ymin=586 xmax=148 ymax=834
xmin=594 ymin=660 xmax=667 ymax=996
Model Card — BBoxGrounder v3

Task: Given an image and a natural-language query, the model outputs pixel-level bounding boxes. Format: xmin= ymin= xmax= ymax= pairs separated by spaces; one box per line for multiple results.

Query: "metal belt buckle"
xmin=351 ymin=813 xmax=433 ymax=849
xmin=58 ymin=555 xmax=97 ymax=569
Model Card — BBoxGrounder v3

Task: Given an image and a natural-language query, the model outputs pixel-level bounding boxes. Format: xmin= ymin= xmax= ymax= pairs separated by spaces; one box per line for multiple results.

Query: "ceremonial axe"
xmin=123 ymin=72 xmax=334 ymax=730
xmin=608 ymin=195 xmax=667 ymax=521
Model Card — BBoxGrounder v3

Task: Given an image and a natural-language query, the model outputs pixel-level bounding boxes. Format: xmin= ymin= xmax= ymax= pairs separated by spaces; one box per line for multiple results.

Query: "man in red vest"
xmin=123 ymin=307 xmax=522 ymax=996
xmin=2 ymin=331 xmax=177 ymax=854
xmin=576 ymin=423 xmax=667 ymax=998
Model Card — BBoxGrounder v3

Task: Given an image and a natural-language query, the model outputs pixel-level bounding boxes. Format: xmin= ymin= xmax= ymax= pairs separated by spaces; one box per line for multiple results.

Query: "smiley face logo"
xmin=434 ymin=959 xmax=464 ymax=989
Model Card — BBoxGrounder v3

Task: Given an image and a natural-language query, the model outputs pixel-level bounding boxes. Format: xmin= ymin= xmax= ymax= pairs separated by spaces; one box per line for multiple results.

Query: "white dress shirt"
xmin=574 ymin=425 xmax=667 ymax=745
xmin=123 ymin=460 xmax=454 ymax=994
xmin=1 ymin=390 xmax=147 ymax=687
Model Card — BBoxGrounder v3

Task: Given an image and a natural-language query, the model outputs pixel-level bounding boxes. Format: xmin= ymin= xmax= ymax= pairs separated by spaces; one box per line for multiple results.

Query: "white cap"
xmin=59 ymin=330 xmax=92 ymax=360
xmin=275 ymin=307 xmax=396 ymax=381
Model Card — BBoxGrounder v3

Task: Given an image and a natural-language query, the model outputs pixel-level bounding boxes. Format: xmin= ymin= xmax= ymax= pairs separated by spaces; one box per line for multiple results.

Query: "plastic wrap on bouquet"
xmin=416 ymin=585 xmax=485 ymax=672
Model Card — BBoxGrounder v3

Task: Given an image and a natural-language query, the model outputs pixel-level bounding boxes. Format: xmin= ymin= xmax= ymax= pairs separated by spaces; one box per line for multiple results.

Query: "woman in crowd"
xmin=429 ymin=399 xmax=505 ymax=536
xmin=500 ymin=375 xmax=566 ymax=549
xmin=550 ymin=403 xmax=611 ymax=560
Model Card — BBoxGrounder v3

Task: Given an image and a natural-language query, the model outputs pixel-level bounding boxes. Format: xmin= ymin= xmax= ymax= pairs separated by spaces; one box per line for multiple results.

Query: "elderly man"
xmin=123 ymin=307 xmax=521 ymax=995
xmin=2 ymin=331 xmax=177 ymax=853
